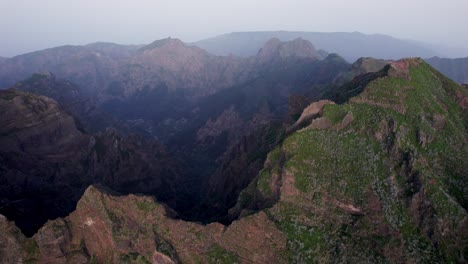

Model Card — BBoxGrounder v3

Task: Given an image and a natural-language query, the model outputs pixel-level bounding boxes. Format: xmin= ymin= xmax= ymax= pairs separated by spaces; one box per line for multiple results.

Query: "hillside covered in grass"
xmin=233 ymin=58 xmax=467 ymax=262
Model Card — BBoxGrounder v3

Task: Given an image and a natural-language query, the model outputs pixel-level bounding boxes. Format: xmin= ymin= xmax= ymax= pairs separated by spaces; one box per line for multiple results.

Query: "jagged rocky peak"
xmin=389 ymin=57 xmax=423 ymax=68
xmin=387 ymin=57 xmax=424 ymax=79
xmin=257 ymin=37 xmax=322 ymax=60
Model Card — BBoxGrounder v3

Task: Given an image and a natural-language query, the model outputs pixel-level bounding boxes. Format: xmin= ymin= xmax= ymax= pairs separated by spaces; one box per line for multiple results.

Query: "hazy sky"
xmin=1 ymin=0 xmax=467 ymax=57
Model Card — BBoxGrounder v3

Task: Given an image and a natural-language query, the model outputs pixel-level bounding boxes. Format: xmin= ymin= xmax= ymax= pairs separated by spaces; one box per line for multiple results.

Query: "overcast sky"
xmin=1 ymin=0 xmax=467 ymax=57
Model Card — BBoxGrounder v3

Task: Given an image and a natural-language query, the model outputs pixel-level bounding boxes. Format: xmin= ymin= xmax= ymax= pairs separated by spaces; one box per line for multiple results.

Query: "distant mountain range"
xmin=0 ymin=34 xmax=466 ymax=89
xmin=192 ymin=31 xmax=442 ymax=61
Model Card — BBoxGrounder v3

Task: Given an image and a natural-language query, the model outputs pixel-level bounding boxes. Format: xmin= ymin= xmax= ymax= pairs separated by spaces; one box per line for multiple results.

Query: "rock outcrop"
xmin=0 ymin=185 xmax=288 ymax=264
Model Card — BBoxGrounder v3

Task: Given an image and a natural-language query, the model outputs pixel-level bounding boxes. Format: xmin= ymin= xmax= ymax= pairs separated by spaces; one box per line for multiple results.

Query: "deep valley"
xmin=0 ymin=34 xmax=466 ymax=263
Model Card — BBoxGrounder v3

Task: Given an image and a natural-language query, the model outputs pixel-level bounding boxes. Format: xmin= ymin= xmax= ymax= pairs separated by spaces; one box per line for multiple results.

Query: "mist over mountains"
xmin=0 ymin=30 xmax=467 ymax=263
xmin=1 ymin=31 xmax=467 ymax=89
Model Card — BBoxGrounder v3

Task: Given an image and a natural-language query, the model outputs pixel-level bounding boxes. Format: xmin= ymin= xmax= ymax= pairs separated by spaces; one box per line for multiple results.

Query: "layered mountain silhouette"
xmin=192 ymin=31 xmax=441 ymax=61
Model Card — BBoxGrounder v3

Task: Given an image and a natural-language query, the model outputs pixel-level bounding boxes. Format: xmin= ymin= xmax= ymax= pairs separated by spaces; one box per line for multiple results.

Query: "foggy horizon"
xmin=1 ymin=0 xmax=468 ymax=58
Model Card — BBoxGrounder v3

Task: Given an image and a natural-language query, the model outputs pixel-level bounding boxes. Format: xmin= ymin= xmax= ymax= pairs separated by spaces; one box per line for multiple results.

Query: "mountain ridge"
xmin=0 ymin=58 xmax=465 ymax=263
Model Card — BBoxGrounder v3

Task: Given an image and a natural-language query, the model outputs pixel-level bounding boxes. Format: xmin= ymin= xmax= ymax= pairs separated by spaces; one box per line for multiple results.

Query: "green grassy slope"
xmin=235 ymin=58 xmax=467 ymax=262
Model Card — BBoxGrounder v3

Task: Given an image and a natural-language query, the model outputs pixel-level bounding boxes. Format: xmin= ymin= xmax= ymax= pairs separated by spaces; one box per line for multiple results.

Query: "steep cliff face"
xmin=0 ymin=90 xmax=180 ymax=236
